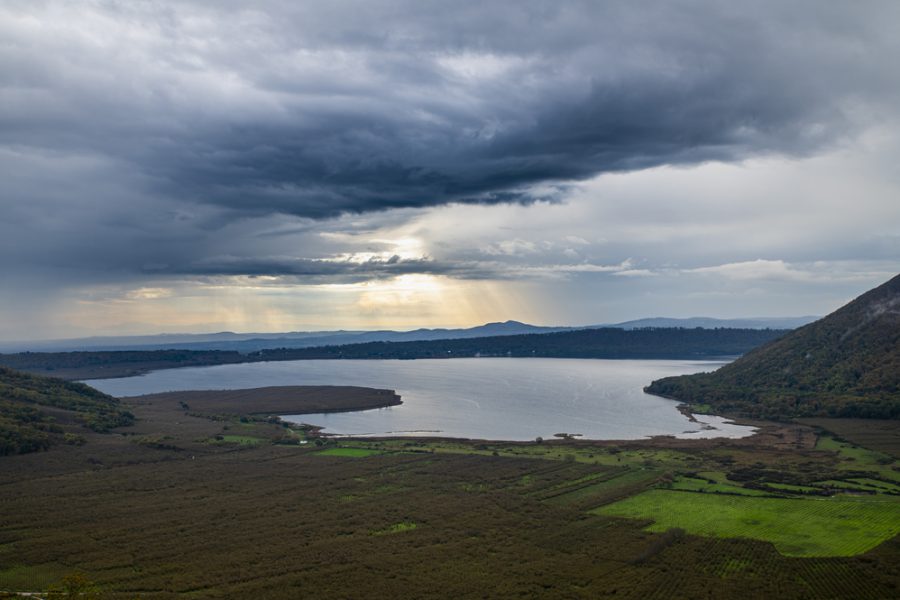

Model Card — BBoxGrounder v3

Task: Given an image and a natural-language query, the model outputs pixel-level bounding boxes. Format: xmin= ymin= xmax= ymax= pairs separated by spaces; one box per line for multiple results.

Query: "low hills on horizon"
xmin=253 ymin=327 xmax=786 ymax=362
xmin=647 ymin=273 xmax=900 ymax=420
xmin=0 ymin=326 xmax=789 ymax=381
xmin=0 ymin=315 xmax=818 ymax=354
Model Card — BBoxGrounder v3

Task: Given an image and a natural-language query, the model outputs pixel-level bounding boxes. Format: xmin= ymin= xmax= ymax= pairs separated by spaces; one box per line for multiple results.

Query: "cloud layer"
xmin=4 ymin=0 xmax=899 ymax=220
xmin=2 ymin=1 xmax=899 ymax=338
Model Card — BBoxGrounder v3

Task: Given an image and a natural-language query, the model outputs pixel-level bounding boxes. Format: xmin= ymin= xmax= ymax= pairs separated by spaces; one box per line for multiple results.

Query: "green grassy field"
xmin=0 ymin=563 xmax=62 ymax=591
xmin=816 ymin=434 xmax=882 ymax=460
xmin=217 ymin=434 xmax=267 ymax=445
xmin=666 ymin=475 xmax=770 ymax=496
xmin=316 ymin=447 xmax=383 ymax=457
xmin=762 ymin=482 xmax=822 ymax=494
xmin=595 ymin=489 xmax=900 ymax=557
xmin=370 ymin=521 xmax=418 ymax=536
xmin=540 ymin=468 xmax=663 ymax=507
xmin=849 ymin=478 xmax=900 ymax=493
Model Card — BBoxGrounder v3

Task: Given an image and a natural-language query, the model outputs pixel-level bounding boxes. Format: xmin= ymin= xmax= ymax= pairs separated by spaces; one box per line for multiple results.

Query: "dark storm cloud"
xmin=133 ymin=2 xmax=897 ymax=219
xmin=3 ymin=1 xmax=898 ymax=221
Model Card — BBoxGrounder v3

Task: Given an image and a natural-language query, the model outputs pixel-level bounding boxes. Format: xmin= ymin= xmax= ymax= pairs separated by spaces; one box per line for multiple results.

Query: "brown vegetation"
xmin=0 ymin=390 xmax=898 ymax=598
xmin=798 ymin=417 xmax=900 ymax=458
xmin=129 ymin=385 xmax=401 ymax=417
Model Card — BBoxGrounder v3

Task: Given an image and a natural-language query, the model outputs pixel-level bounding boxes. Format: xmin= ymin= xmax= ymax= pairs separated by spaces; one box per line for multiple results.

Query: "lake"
xmin=86 ymin=357 xmax=755 ymax=441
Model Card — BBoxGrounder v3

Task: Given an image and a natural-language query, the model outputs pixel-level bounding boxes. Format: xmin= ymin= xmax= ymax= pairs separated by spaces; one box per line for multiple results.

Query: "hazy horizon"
xmin=0 ymin=316 xmax=822 ymax=352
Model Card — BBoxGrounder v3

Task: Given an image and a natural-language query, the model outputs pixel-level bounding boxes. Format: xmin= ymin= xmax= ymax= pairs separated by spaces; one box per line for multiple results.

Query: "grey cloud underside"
xmin=5 ymin=1 xmax=898 ymax=221
xmin=167 ymin=255 xmax=440 ymax=278
xmin=159 ymin=255 xmax=526 ymax=283
xmin=136 ymin=61 xmax=862 ymax=218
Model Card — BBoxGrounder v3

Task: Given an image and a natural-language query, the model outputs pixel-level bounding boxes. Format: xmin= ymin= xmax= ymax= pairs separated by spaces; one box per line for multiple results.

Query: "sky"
xmin=2 ymin=0 xmax=900 ymax=340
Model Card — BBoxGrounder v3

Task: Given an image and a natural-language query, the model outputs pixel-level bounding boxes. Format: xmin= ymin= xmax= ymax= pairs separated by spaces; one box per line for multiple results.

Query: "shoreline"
xmin=121 ymin=383 xmax=760 ymax=447
xmin=315 ymin=416 xmax=814 ymax=451
xmin=120 ymin=384 xmax=802 ymax=452
xmin=124 ymin=385 xmax=403 ymax=416
xmin=6 ymin=354 xmax=738 ymax=382
xmin=300 ymin=414 xmax=806 ymax=452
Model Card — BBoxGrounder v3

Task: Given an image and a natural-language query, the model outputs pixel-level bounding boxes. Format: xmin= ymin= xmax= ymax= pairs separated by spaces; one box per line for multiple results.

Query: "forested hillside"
xmin=0 ymin=367 xmax=133 ymax=455
xmin=0 ymin=349 xmax=246 ymax=380
xmin=646 ymin=274 xmax=900 ymax=419
xmin=256 ymin=327 xmax=787 ymax=361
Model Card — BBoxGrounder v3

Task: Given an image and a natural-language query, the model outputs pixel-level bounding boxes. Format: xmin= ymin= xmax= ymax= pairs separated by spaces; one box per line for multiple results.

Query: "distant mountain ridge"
xmin=609 ymin=316 xmax=818 ymax=330
xmin=646 ymin=274 xmax=900 ymax=419
xmin=0 ymin=317 xmax=815 ymax=353
xmin=0 ymin=321 xmax=572 ymax=353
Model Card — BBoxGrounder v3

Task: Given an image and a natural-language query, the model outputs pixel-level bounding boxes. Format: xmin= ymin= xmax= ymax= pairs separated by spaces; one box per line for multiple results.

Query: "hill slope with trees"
xmin=0 ymin=367 xmax=133 ymax=455
xmin=646 ymin=274 xmax=900 ymax=419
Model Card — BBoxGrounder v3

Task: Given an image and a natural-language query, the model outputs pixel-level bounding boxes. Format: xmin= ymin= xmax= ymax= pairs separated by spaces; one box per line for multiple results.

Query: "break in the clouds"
xmin=2 ymin=1 xmax=899 ymax=338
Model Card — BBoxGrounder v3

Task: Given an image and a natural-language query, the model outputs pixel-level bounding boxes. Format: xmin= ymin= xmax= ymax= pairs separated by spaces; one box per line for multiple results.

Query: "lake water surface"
xmin=86 ymin=358 xmax=755 ymax=441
